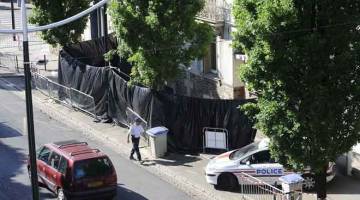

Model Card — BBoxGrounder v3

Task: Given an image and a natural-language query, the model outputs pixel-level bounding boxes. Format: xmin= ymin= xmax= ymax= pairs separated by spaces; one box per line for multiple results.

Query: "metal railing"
xmin=0 ymin=52 xmax=20 ymax=73
xmin=196 ymin=0 xmax=232 ymax=24
xmin=32 ymin=72 xmax=49 ymax=95
xmin=0 ymin=33 xmax=43 ymax=48
xmin=0 ymin=34 xmax=22 ymax=50
xmin=70 ymin=87 xmax=96 ymax=117
xmin=47 ymin=78 xmax=71 ymax=105
xmin=0 ymin=33 xmax=56 ymax=74
xmin=239 ymin=172 xmax=302 ymax=200
xmin=0 ymin=53 xmax=55 ymax=75
xmin=32 ymin=72 xmax=98 ymax=120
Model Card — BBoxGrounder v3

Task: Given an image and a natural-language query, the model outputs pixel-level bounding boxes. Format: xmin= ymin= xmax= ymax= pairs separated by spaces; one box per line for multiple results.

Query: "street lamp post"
xmin=21 ymin=0 xmax=40 ymax=199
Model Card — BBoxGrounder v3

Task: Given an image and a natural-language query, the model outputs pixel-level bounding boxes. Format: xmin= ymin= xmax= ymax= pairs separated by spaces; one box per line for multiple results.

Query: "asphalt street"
xmin=0 ymin=77 xmax=193 ymax=200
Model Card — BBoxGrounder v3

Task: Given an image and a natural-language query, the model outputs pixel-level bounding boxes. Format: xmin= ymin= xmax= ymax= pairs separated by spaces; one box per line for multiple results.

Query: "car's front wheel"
xmin=57 ymin=188 xmax=67 ymax=200
xmin=215 ymin=173 xmax=238 ymax=191
xmin=302 ymin=174 xmax=316 ymax=191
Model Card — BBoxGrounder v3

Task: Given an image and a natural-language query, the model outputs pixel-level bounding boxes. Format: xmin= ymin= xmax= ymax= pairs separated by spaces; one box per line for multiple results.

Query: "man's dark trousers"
xmin=130 ymin=136 xmax=141 ymax=161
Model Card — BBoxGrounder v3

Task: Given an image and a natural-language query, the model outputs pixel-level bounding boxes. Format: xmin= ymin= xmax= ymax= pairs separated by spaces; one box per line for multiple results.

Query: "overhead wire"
xmin=1 ymin=16 xmax=360 ymax=54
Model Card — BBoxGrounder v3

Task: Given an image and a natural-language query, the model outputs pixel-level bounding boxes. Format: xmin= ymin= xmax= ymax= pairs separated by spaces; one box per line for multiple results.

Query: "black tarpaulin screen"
xmin=150 ymin=92 xmax=256 ymax=152
xmin=58 ymin=36 xmax=257 ymax=153
xmin=107 ymin=70 xmax=153 ymax=127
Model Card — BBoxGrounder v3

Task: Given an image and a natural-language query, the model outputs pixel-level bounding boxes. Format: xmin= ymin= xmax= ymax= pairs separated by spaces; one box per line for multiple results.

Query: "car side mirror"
xmin=246 ymin=161 xmax=251 ymax=165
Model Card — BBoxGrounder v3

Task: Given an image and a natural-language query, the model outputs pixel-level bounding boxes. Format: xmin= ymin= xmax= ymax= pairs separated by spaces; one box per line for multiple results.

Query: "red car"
xmin=28 ymin=141 xmax=117 ymax=200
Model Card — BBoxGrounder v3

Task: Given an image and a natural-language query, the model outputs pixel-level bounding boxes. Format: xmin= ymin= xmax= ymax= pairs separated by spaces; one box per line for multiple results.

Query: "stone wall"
xmin=169 ymin=71 xmax=245 ymax=99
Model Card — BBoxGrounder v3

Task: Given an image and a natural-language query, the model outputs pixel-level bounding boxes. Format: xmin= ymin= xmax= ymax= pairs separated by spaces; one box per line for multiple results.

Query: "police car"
xmin=205 ymin=139 xmax=336 ymax=191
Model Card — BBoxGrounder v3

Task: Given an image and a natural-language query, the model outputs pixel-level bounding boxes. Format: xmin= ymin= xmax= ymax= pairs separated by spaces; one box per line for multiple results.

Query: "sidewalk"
xmin=2 ymin=76 xmax=359 ymax=200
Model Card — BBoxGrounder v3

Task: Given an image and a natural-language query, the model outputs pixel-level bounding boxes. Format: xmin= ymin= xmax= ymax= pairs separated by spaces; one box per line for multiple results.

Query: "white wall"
xmin=82 ymin=6 xmax=113 ymax=42
xmin=217 ymin=37 xmax=233 ymax=86
xmin=83 ymin=18 xmax=92 ymax=41
xmin=354 ymin=143 xmax=360 ymax=154
xmin=233 ymin=55 xmax=246 ymax=87
xmin=352 ymin=143 xmax=360 ymax=176
xmin=213 ymin=0 xmax=246 ymax=88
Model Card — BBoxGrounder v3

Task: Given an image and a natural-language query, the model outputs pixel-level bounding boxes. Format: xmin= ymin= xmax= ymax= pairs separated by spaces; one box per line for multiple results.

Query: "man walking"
xmin=127 ymin=118 xmax=144 ymax=161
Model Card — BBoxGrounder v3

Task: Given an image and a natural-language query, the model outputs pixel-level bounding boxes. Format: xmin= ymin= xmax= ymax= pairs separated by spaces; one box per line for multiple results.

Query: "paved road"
xmin=0 ymin=77 xmax=193 ymax=200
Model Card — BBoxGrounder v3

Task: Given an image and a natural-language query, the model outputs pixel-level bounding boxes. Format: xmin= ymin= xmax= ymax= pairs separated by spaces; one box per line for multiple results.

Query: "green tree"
xmin=233 ymin=0 xmax=360 ymax=198
xmin=108 ymin=0 xmax=213 ymax=89
xmin=30 ymin=0 xmax=91 ymax=47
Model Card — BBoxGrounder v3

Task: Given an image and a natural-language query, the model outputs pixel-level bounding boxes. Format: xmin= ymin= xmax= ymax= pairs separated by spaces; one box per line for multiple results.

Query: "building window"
xmin=203 ymin=42 xmax=217 ymax=74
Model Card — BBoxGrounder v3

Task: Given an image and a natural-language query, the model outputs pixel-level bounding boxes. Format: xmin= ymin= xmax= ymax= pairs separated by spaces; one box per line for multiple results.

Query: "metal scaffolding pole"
xmin=102 ymin=4 xmax=108 ymax=51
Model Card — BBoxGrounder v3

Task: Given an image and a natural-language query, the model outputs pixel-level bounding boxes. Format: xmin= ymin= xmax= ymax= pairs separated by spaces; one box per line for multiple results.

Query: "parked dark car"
xmin=28 ymin=140 xmax=117 ymax=200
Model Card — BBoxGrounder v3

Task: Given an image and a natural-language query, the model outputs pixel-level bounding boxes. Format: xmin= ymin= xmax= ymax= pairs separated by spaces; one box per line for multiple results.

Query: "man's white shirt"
xmin=130 ymin=124 xmax=144 ymax=138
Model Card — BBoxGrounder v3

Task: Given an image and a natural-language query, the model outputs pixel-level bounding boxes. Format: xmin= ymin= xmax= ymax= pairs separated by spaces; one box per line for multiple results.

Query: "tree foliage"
xmin=108 ymin=0 xmax=213 ymax=89
xmin=29 ymin=0 xmax=91 ymax=47
xmin=234 ymin=0 xmax=360 ymax=197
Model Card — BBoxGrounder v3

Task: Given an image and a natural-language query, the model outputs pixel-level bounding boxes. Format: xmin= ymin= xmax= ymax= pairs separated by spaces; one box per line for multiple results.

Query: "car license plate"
xmin=88 ymin=181 xmax=103 ymax=188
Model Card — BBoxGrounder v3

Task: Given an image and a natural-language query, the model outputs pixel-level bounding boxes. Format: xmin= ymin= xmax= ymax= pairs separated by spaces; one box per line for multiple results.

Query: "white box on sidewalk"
xmin=146 ymin=126 xmax=168 ymax=158
xmin=279 ymin=173 xmax=304 ymax=193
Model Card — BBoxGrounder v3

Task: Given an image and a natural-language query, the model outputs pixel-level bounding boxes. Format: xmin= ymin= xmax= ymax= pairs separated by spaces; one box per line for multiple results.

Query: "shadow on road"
xmin=326 ymin=174 xmax=360 ymax=195
xmin=0 ymin=140 xmax=51 ymax=200
xmin=115 ymin=184 xmax=148 ymax=200
xmin=324 ymin=156 xmax=360 ymax=195
xmin=0 ymin=122 xmax=22 ymax=138
xmin=0 ymin=76 xmax=25 ymax=91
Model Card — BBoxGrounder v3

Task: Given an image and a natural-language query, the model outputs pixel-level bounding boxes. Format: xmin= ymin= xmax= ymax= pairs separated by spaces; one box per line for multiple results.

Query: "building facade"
xmin=170 ymin=0 xmax=249 ymax=99
xmin=83 ymin=0 xmax=249 ymax=99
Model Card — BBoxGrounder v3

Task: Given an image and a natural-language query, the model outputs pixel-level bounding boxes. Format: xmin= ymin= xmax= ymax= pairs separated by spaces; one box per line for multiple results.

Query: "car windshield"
xmin=229 ymin=142 xmax=259 ymax=160
xmin=73 ymin=157 xmax=113 ymax=180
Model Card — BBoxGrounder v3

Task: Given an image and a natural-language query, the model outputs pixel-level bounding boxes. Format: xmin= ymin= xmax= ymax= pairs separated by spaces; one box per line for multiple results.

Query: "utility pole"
xmin=21 ymin=0 xmax=40 ymax=199
xmin=11 ymin=0 xmax=16 ymax=41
